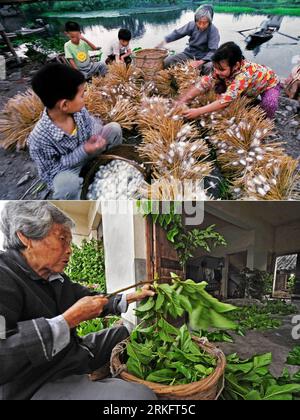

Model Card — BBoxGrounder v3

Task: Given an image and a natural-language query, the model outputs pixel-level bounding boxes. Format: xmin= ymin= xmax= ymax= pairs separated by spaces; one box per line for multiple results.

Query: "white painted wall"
xmin=102 ymin=204 xmax=147 ymax=327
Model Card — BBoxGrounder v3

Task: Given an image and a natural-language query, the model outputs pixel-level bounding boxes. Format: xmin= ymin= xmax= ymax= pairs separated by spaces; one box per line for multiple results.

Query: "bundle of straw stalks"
xmin=84 ymin=84 xmax=112 ymax=120
xmin=108 ymin=98 xmax=138 ymax=130
xmin=106 ymin=62 xmax=144 ymax=86
xmin=197 ymin=96 xmax=253 ymax=131
xmin=105 ymin=62 xmax=144 ymax=103
xmin=210 ymin=107 xmax=277 ymax=177
xmin=153 ymin=69 xmax=177 ymax=97
xmin=169 ymin=61 xmax=200 ymax=95
xmin=138 ymin=119 xmax=212 ymax=181
xmin=137 ymin=96 xmax=188 ymax=132
xmin=85 ymin=82 xmax=138 ymax=129
xmin=233 ymin=156 xmax=299 ymax=200
xmin=0 ymin=90 xmax=44 ymax=150
xmin=139 ymin=176 xmax=210 ymax=201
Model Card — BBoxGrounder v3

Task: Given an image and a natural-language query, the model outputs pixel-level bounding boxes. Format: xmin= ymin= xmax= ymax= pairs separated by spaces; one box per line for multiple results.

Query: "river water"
xmin=44 ymin=8 xmax=300 ymax=77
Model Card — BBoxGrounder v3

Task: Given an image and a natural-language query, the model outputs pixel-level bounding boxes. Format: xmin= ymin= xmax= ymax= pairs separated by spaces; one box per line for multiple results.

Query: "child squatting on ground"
xmin=106 ymin=29 xmax=132 ymax=66
xmin=28 ymin=63 xmax=123 ymax=200
xmin=64 ymin=21 xmax=107 ymax=79
xmin=180 ymin=42 xmax=281 ymax=120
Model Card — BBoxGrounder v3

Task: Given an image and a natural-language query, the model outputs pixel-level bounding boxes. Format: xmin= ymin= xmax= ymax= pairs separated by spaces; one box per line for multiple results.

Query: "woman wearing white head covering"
xmin=157 ymin=4 xmax=220 ymax=74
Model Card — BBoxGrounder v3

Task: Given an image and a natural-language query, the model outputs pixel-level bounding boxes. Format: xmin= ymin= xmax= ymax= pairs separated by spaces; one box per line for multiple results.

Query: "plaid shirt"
xmin=28 ymin=108 xmax=102 ymax=187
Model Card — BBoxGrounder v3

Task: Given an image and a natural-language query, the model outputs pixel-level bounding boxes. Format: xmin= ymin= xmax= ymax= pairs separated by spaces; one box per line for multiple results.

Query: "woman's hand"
xmin=183 ymin=107 xmax=204 ymax=120
xmin=63 ymin=296 xmax=109 ymax=329
xmin=191 ymin=60 xmax=204 ymax=69
xmin=126 ymin=285 xmax=156 ymax=305
xmin=156 ymin=41 xmax=166 ymax=49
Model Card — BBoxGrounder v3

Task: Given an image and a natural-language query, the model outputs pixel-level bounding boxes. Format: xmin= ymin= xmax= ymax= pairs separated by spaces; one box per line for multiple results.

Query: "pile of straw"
xmin=0 ymin=90 xmax=43 ymax=150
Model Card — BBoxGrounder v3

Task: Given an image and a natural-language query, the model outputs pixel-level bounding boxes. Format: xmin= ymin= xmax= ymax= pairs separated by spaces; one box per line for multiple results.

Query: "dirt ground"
xmin=0 ymin=62 xmax=299 ymax=200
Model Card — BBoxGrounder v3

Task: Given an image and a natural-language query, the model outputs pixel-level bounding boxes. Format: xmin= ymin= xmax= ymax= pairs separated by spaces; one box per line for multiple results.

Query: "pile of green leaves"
xmin=222 ymin=351 xmax=300 ymax=400
xmin=65 ymin=239 xmax=106 ymax=292
xmin=127 ymin=322 xmax=217 ymax=385
xmin=227 ymin=300 xmax=297 ymax=333
xmin=77 ymin=316 xmax=120 ymax=337
xmin=263 ymin=300 xmax=298 ymax=316
xmin=125 ymin=274 xmax=237 ymax=386
xmin=287 ymin=347 xmax=300 ymax=366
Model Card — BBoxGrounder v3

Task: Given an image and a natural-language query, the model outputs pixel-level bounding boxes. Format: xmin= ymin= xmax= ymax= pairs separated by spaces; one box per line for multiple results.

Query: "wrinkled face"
xmin=120 ymin=39 xmax=130 ymax=48
xmin=28 ymin=223 xmax=73 ymax=274
xmin=196 ymin=17 xmax=210 ymax=32
xmin=60 ymin=83 xmax=86 ymax=114
xmin=213 ymin=60 xmax=241 ymax=79
xmin=67 ymin=31 xmax=81 ymax=45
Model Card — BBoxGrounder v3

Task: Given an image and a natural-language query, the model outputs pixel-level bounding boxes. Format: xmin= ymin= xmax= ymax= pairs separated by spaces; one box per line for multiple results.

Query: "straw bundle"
xmin=139 ymin=176 xmax=210 ymax=201
xmin=197 ymin=96 xmax=253 ymax=131
xmin=153 ymin=69 xmax=177 ymax=97
xmin=169 ymin=62 xmax=200 ymax=95
xmin=138 ymin=119 xmax=212 ymax=181
xmin=84 ymin=84 xmax=112 ymax=120
xmin=108 ymin=98 xmax=138 ymax=131
xmin=233 ymin=156 xmax=299 ymax=200
xmin=137 ymin=96 xmax=189 ymax=133
xmin=209 ymin=104 xmax=276 ymax=177
xmin=0 ymin=89 xmax=44 ymax=150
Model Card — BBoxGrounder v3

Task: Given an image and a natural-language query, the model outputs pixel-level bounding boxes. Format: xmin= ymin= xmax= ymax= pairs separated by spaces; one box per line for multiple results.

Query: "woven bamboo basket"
xmin=81 ymin=144 xmax=151 ymax=199
xmin=133 ymin=48 xmax=169 ymax=79
xmin=110 ymin=336 xmax=226 ymax=400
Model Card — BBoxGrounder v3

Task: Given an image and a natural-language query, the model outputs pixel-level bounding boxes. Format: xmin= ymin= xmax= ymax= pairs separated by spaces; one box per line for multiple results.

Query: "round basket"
xmin=81 ymin=144 xmax=150 ymax=200
xmin=133 ymin=48 xmax=169 ymax=79
xmin=110 ymin=336 xmax=226 ymax=400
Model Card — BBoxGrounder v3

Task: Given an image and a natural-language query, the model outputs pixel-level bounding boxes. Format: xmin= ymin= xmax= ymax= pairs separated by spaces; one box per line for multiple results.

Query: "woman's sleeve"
xmin=195 ymin=75 xmax=214 ymax=92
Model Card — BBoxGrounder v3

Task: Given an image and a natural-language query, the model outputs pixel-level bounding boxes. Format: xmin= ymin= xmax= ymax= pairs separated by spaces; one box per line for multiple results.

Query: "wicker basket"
xmin=81 ymin=144 xmax=151 ymax=200
xmin=110 ymin=336 xmax=226 ymax=400
xmin=133 ymin=48 xmax=169 ymax=79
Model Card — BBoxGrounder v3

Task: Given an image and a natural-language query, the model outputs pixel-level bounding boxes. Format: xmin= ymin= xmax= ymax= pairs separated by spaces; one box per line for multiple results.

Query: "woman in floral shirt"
xmin=181 ymin=42 xmax=280 ymax=119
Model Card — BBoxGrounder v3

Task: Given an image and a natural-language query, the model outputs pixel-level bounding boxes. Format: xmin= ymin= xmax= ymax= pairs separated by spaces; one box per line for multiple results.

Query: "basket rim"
xmin=111 ymin=336 xmax=226 ymax=397
xmin=133 ymin=48 xmax=169 ymax=59
xmin=81 ymin=144 xmax=149 ymax=200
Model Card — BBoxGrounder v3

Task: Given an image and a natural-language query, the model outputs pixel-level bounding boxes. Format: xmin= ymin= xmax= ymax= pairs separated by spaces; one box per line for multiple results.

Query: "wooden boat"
xmin=15 ymin=26 xmax=49 ymax=37
xmin=245 ymin=29 xmax=274 ymax=45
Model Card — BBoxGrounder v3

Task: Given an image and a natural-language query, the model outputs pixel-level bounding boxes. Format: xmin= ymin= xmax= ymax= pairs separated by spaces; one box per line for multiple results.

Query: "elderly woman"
xmin=0 ymin=202 xmax=156 ymax=401
xmin=157 ymin=4 xmax=220 ymax=73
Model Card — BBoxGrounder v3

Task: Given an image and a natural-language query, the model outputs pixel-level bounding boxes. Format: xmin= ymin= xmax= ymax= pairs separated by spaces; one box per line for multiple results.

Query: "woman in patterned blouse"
xmin=180 ymin=42 xmax=280 ymax=120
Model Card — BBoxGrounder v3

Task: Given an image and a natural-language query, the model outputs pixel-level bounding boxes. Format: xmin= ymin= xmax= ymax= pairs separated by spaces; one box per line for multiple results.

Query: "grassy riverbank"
xmin=195 ymin=1 xmax=300 ymax=16
xmin=213 ymin=5 xmax=300 ymax=16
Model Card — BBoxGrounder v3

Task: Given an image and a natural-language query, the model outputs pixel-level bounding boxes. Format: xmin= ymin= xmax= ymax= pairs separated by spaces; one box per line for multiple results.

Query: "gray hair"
xmin=195 ymin=4 xmax=214 ymax=23
xmin=0 ymin=201 xmax=75 ymax=251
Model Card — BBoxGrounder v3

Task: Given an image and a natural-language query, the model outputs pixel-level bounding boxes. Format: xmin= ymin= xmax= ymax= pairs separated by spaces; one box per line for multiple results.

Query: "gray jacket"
xmin=165 ymin=21 xmax=220 ymax=61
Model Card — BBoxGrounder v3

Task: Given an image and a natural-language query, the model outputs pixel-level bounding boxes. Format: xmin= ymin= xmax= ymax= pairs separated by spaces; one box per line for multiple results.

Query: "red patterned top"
xmin=195 ymin=60 xmax=280 ymax=104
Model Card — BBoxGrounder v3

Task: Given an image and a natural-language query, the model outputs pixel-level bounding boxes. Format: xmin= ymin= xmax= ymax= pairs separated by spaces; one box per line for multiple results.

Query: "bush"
xmin=65 ymin=238 xmax=106 ymax=292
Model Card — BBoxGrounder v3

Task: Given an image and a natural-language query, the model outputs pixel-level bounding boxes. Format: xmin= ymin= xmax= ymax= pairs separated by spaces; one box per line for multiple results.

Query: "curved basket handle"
xmin=110 ymin=339 xmax=128 ymax=378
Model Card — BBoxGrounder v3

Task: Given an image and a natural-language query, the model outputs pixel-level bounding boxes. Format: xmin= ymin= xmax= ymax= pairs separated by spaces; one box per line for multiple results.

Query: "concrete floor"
xmin=219 ymin=302 xmax=300 ymax=377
